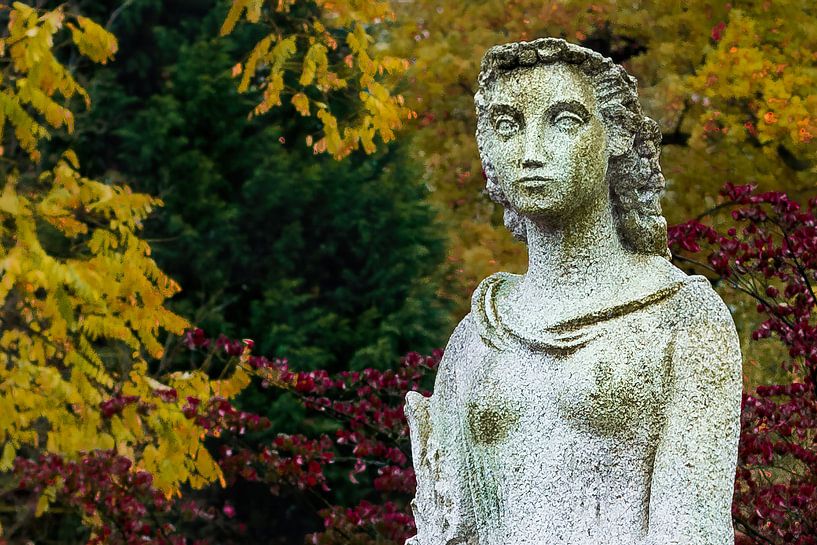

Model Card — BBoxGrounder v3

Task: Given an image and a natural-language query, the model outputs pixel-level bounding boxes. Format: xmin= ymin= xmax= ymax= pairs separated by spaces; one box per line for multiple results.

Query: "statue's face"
xmin=478 ymin=63 xmax=611 ymax=221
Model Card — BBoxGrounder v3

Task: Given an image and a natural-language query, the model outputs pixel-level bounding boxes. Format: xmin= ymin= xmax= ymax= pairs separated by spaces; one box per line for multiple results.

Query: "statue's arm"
xmin=405 ymin=316 xmax=475 ymax=545
xmin=647 ymin=286 xmax=742 ymax=545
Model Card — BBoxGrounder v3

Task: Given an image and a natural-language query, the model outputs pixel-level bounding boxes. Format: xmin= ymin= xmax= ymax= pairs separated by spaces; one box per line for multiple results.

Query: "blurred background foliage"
xmin=68 ymin=0 xmax=452 ymax=374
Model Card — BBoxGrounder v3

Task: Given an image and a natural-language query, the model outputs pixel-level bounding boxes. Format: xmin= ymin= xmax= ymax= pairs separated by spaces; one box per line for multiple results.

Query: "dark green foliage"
xmin=70 ymin=0 xmax=451 ymax=375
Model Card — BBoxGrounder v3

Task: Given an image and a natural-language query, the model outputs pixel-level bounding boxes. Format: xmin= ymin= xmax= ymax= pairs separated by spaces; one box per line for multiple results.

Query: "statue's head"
xmin=475 ymin=38 xmax=667 ymax=256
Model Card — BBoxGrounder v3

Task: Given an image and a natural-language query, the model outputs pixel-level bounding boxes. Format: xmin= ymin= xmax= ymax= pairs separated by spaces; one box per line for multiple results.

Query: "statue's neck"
xmin=518 ymin=196 xmax=630 ymax=303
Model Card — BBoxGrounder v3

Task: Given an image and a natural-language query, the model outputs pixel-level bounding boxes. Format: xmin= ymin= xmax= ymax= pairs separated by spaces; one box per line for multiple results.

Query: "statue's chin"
xmin=509 ymin=198 xmax=572 ymax=224
xmin=503 ymin=182 xmax=575 ymax=217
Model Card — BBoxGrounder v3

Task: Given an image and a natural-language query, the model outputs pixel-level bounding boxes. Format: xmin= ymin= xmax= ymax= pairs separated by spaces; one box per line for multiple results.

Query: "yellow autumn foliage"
xmin=221 ymin=0 xmax=414 ymax=158
xmin=0 ymin=2 xmax=253 ymax=505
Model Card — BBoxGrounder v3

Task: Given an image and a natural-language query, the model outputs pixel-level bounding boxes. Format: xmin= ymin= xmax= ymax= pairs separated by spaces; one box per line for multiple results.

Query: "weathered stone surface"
xmin=406 ymin=38 xmax=742 ymax=545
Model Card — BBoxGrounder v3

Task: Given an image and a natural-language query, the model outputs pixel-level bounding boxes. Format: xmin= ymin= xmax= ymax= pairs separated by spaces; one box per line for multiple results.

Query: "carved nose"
xmin=520 ymin=125 xmax=550 ymax=168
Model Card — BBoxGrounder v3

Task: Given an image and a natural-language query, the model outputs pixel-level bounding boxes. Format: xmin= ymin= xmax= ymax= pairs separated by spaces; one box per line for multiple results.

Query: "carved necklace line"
xmin=475 ymin=272 xmax=709 ymax=353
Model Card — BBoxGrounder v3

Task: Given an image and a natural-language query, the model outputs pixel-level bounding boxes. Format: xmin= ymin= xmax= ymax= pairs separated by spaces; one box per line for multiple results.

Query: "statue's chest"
xmin=462 ymin=312 xmax=674 ymax=441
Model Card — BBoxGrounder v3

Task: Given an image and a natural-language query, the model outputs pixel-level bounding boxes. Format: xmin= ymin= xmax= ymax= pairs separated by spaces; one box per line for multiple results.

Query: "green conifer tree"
xmin=70 ymin=0 xmax=451 ymax=376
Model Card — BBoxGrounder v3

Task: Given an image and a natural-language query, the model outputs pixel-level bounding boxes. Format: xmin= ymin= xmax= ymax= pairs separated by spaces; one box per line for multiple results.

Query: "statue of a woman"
xmin=405 ymin=38 xmax=742 ymax=545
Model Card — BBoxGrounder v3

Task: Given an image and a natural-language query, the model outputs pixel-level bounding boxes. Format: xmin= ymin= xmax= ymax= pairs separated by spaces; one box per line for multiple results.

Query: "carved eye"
xmin=494 ymin=115 xmax=520 ymax=137
xmin=553 ymin=111 xmax=584 ymax=131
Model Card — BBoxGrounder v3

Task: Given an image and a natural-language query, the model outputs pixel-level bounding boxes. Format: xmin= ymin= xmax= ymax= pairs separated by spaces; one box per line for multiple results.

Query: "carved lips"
xmin=516 ymin=175 xmax=555 ymax=189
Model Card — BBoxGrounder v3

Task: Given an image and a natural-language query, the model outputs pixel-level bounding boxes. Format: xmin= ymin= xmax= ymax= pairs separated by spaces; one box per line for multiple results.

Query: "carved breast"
xmin=548 ymin=316 xmax=673 ymax=438
xmin=462 ymin=323 xmax=671 ymax=447
xmin=464 ymin=272 xmax=686 ymax=442
xmin=464 ymin=353 xmax=523 ymax=445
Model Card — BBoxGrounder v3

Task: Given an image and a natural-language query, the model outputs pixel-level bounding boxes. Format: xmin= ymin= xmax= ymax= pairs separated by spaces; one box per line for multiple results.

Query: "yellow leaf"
xmin=36 ymin=494 xmax=50 ymax=516
xmin=239 ymin=35 xmax=273 ymax=93
xmin=245 ymin=0 xmax=263 ymax=22
xmin=220 ymin=0 xmax=249 ymax=36
xmin=63 ymin=149 xmax=79 ymax=168
xmin=11 ymin=2 xmax=35 ymax=19
xmin=300 ymin=43 xmax=328 ymax=86
xmin=270 ymin=36 xmax=297 ymax=72
xmin=212 ymin=364 xmax=251 ymax=398
xmin=0 ymin=183 xmax=20 ymax=215
xmin=0 ymin=442 xmax=15 ymax=471
xmin=220 ymin=0 xmax=262 ymax=35
xmin=67 ymin=16 xmax=118 ymax=64
xmin=291 ymin=93 xmax=310 ymax=116
xmin=35 ymin=485 xmax=58 ymax=516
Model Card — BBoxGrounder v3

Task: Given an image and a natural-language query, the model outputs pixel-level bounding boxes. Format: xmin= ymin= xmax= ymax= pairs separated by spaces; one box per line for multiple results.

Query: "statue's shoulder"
xmin=431 ymin=313 xmax=479 ymax=397
xmin=445 ymin=311 xmax=478 ymax=356
xmin=470 ymin=270 xmax=515 ymax=308
xmin=666 ymin=272 xmax=742 ymax=395
xmin=466 ymin=271 xmax=521 ymax=347
xmin=435 ymin=273 xmax=517 ymax=375
xmin=642 ymin=257 xmax=734 ymax=328
xmin=672 ymin=272 xmax=735 ymax=329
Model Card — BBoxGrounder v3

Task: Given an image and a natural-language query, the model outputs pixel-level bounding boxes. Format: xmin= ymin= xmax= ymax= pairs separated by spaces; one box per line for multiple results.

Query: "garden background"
xmin=0 ymin=0 xmax=816 ymax=543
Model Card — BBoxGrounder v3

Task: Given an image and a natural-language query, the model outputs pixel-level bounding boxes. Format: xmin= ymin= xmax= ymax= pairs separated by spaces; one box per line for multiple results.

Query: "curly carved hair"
xmin=475 ymin=37 xmax=668 ymax=257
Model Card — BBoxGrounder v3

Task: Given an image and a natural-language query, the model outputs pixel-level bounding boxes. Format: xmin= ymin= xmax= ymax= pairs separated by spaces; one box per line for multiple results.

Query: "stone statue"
xmin=404 ymin=38 xmax=743 ymax=545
